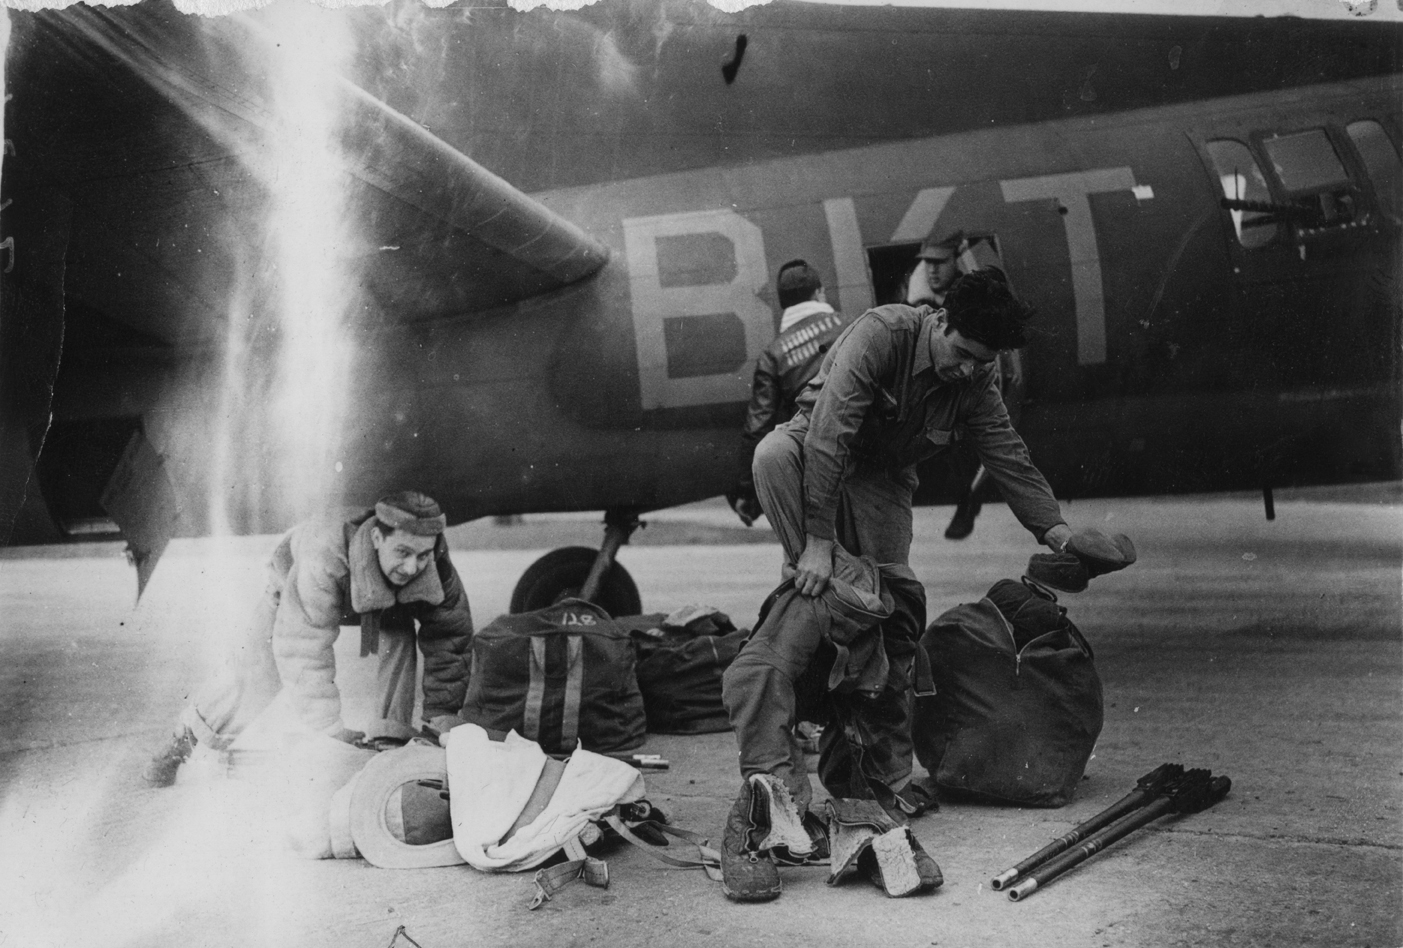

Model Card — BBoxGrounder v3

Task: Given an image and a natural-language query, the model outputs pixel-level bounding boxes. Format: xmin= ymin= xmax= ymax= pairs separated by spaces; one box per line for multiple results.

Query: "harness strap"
xmin=604 ymin=813 xmax=723 ymax=881
xmin=529 ymin=806 xmax=724 ymax=909
xmin=913 ymin=644 xmax=936 ymax=697
xmin=528 ymin=855 xmax=609 ymax=910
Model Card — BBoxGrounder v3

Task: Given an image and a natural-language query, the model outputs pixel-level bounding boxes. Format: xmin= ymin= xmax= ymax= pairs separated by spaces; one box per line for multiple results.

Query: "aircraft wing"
xmin=2 ymin=3 xmax=612 ymax=553
xmin=19 ymin=3 xmax=610 ymax=344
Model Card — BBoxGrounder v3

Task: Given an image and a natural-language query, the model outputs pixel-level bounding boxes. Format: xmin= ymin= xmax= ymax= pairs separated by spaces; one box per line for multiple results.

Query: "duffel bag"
xmin=460 ymin=599 xmax=646 ymax=755
xmin=621 ymin=606 xmax=746 ymax=735
xmin=914 ymin=578 xmax=1103 ymax=807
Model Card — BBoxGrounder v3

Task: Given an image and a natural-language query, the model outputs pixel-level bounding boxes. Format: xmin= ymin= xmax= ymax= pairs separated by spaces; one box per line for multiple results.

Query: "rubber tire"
xmin=509 ymin=546 xmax=642 ymax=617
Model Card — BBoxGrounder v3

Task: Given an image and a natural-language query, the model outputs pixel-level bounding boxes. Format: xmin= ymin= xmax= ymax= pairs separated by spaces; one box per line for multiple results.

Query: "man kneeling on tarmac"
xmin=720 ymin=268 xmax=1086 ymax=902
xmin=143 ymin=491 xmax=473 ymax=787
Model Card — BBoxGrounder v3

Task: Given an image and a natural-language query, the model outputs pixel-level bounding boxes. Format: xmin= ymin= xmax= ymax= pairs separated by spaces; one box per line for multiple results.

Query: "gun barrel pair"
xmin=993 ymin=764 xmax=1231 ymax=901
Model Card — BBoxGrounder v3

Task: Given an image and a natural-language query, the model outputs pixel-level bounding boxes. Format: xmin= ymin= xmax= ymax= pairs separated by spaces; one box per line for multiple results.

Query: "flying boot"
xmin=142 ymin=725 xmax=197 ymax=788
xmin=720 ymin=773 xmax=814 ymax=901
xmin=824 ymin=798 xmax=942 ymax=897
xmin=859 ymin=826 xmax=943 ymax=897
xmin=771 ymin=810 xmax=831 ymax=867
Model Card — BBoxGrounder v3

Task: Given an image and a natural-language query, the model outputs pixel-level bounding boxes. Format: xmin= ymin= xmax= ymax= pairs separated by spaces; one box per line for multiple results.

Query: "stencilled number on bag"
xmin=560 ymin=611 xmax=597 ymax=627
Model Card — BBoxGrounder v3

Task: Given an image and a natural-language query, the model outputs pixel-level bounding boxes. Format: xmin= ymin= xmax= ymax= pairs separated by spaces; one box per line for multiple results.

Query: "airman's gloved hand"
xmin=1027 ymin=527 xmax=1136 ymax=592
xmin=1067 ymin=527 xmax=1136 ymax=578
xmin=331 ymin=727 xmax=366 ymax=745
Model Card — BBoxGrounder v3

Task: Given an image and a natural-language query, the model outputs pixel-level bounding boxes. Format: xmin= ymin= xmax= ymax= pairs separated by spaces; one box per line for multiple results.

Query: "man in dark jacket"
xmin=143 ymin=491 xmax=474 ymax=787
xmin=728 ymin=260 xmax=849 ymax=526
xmin=719 ymin=268 xmax=1082 ymax=901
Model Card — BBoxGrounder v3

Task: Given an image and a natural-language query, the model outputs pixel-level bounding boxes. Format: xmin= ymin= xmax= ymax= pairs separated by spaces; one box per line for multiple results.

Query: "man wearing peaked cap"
xmin=906 ymin=229 xmax=965 ymax=308
xmin=143 ymin=490 xmax=474 ymax=788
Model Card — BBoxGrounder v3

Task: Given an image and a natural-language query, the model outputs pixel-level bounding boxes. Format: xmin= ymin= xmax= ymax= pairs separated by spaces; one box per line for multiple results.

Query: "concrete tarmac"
xmin=0 ymin=488 xmax=1399 ymax=948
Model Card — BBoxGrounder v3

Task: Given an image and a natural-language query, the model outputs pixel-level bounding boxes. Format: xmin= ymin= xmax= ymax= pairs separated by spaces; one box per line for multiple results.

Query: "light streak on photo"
xmin=255 ymin=2 xmax=358 ymax=521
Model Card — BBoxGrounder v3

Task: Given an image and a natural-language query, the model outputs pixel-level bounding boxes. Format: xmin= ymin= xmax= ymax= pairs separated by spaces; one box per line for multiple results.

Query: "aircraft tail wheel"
xmin=509 ymin=546 xmax=642 ymax=617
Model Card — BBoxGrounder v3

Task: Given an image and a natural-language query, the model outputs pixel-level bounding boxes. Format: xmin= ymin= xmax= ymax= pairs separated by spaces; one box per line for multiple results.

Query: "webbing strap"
xmin=562 ymin=836 xmax=588 ymax=862
xmin=913 ymin=644 xmax=936 ymax=697
xmin=528 ymin=855 xmax=609 ymax=910
xmin=525 ymin=638 xmax=547 ymax=741
xmin=561 ymin=636 xmax=583 ymax=748
xmin=526 ymin=635 xmax=584 ymax=746
xmin=604 ymin=813 xmax=723 ymax=882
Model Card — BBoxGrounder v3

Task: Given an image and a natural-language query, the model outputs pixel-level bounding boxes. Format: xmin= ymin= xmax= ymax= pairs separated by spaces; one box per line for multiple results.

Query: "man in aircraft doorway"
xmin=719 ymin=267 xmax=1078 ymax=901
xmin=143 ymin=491 xmax=473 ymax=787
xmin=906 ymin=229 xmax=1026 ymax=541
xmin=903 ymin=228 xmax=963 ymax=310
xmin=728 ymin=259 xmax=851 ymax=527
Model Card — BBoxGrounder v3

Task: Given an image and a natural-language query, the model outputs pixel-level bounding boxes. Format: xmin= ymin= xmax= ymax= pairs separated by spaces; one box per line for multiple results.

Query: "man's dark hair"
xmin=942 ymin=267 xmax=1035 ymax=350
xmin=776 ymin=259 xmax=823 ymax=309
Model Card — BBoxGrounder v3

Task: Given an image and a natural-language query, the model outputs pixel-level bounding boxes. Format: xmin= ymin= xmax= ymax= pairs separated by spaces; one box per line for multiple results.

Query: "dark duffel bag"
xmin=914 ymin=578 xmax=1103 ymax=807
xmin=619 ymin=607 xmax=746 ymax=735
xmin=460 ymin=599 xmax=646 ymax=755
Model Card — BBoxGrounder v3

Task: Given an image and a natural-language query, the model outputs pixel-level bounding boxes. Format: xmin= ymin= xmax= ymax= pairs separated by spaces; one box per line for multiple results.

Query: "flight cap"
xmin=916 ymin=228 xmax=966 ymax=262
xmin=375 ymin=490 xmax=447 ymax=536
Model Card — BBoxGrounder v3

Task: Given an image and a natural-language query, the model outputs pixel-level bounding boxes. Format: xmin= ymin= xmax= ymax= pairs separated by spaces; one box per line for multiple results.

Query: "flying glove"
xmin=1069 ymin=527 xmax=1137 ymax=576
xmin=1026 ymin=528 xmax=1136 ymax=593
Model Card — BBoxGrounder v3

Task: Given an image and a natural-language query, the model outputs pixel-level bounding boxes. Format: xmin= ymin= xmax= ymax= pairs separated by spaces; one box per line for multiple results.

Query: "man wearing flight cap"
xmin=143 ymin=491 xmax=474 ymax=787
xmin=905 ymin=229 xmax=964 ymax=308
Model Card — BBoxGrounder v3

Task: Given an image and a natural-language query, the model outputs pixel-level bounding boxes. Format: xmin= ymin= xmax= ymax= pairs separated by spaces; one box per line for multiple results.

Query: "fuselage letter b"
xmin=623 ymin=209 xmax=771 ymax=409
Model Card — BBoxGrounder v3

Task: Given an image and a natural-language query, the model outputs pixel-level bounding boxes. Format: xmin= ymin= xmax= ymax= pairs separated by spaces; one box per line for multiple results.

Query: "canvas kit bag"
xmin=914 ymin=578 xmax=1103 ymax=807
xmin=618 ymin=605 xmax=746 ymax=734
xmin=459 ymin=598 xmax=647 ymax=755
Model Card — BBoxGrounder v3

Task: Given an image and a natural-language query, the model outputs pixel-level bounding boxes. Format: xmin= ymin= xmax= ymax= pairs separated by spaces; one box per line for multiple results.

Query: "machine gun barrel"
xmin=1006 ymin=770 xmax=1230 ymax=902
xmin=990 ymin=763 xmax=1184 ymax=890
xmin=1218 ymin=196 xmax=1321 ymax=225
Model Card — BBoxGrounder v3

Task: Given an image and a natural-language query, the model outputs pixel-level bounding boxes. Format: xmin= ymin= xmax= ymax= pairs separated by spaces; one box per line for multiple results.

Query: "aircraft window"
xmin=1262 ymin=130 xmax=1351 ymax=193
xmin=1260 ymin=129 xmax=1359 ymax=229
xmin=1205 ymin=139 xmax=1278 ymax=250
xmin=1347 ymin=120 xmax=1401 ymax=220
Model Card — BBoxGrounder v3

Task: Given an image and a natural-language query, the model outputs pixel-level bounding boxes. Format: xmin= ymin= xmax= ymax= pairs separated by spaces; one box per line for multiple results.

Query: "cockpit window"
xmin=1206 ymin=138 xmax=1278 ymax=249
xmin=1347 ymin=119 xmax=1401 ymax=221
xmin=1261 ymin=130 xmax=1350 ymax=194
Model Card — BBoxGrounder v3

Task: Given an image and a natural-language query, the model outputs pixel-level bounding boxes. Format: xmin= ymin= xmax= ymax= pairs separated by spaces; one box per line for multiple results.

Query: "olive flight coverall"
xmin=723 ymin=303 xmax=1065 ymax=814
